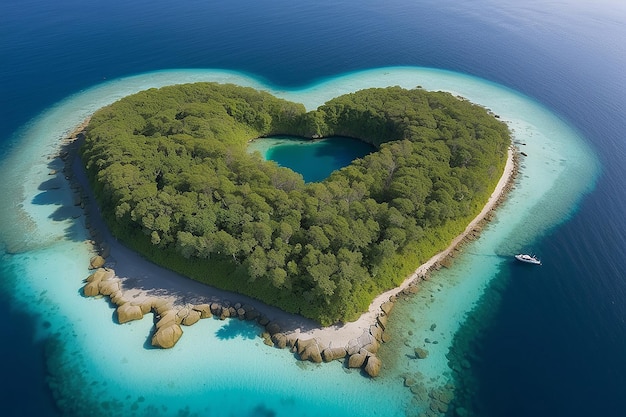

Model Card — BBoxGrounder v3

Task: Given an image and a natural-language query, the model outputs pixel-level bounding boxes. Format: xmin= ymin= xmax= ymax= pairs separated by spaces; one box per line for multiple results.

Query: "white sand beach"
xmin=283 ymin=147 xmax=516 ymax=347
xmin=67 ymin=110 xmax=516 ymax=353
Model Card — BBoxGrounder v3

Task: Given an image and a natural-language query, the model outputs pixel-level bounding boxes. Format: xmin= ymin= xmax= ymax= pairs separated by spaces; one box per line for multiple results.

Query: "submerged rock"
xmin=414 ymin=347 xmax=429 ymax=359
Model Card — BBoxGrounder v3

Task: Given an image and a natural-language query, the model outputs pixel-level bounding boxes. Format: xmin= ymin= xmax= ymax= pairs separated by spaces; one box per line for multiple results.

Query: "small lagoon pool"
xmin=248 ymin=136 xmax=375 ymax=182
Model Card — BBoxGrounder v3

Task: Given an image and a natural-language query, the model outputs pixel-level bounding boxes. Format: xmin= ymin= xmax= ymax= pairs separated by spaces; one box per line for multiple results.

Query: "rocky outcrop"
xmin=179 ymin=307 xmax=202 ymax=326
xmin=79 ymin=260 xmax=401 ymax=374
xmin=265 ymin=321 xmax=281 ymax=335
xmin=271 ymin=333 xmax=288 ymax=349
xmin=380 ymin=301 xmax=394 ymax=316
xmin=322 ymin=347 xmax=347 ymax=362
xmin=369 ymin=324 xmax=383 ymax=342
xmin=117 ymin=303 xmax=143 ymax=324
xmin=82 ymin=268 xmax=115 ymax=296
xmin=152 ymin=322 xmax=183 ymax=349
xmin=157 ymin=310 xmax=180 ymax=329
xmin=89 ymin=255 xmax=105 ymax=269
xmin=348 ymin=350 xmax=368 ymax=368
xmin=364 ymin=355 xmax=382 ymax=377
xmin=193 ymin=303 xmax=212 ymax=318
xmin=377 ymin=313 xmax=388 ymax=331
xmin=98 ymin=277 xmax=120 ymax=296
xmin=295 ymin=338 xmax=323 ymax=363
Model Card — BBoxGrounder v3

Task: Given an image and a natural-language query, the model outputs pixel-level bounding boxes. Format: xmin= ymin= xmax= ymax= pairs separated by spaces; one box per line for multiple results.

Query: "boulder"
xmin=89 ymin=255 xmax=106 ymax=269
xmin=266 ymin=322 xmax=281 ymax=335
xmin=181 ymin=309 xmax=202 ymax=326
xmin=244 ymin=308 xmax=260 ymax=321
xmin=348 ymin=352 xmax=367 ymax=368
xmin=210 ymin=302 xmax=222 ymax=316
xmin=151 ymin=323 xmax=183 ymax=349
xmin=346 ymin=338 xmax=361 ymax=356
xmin=364 ymin=355 xmax=382 ymax=377
xmin=302 ymin=345 xmax=322 ymax=363
xmin=262 ymin=334 xmax=274 ymax=347
xmin=402 ymin=284 xmax=420 ymax=295
xmin=117 ymin=303 xmax=143 ymax=324
xmin=85 ymin=268 xmax=113 ymax=284
xmin=85 ymin=272 xmax=100 ymax=284
xmin=358 ymin=331 xmax=379 ymax=353
xmin=377 ymin=314 xmax=388 ymax=331
xmin=236 ymin=308 xmax=246 ymax=319
xmin=109 ymin=290 xmax=123 ymax=304
xmin=362 ymin=338 xmax=380 ymax=354
xmin=137 ymin=299 xmax=154 ymax=315
xmin=414 ymin=347 xmax=429 ymax=359
xmin=381 ymin=301 xmax=394 ymax=316
xmin=98 ymin=278 xmax=120 ymax=296
xmin=156 ymin=310 xmax=179 ymax=329
xmin=193 ymin=304 xmax=212 ymax=318
xmin=322 ymin=347 xmax=347 ymax=362
xmin=110 ymin=290 xmax=132 ymax=306
xmin=370 ymin=324 xmax=383 ymax=342
xmin=151 ymin=299 xmax=172 ymax=315
xmin=297 ymin=339 xmax=322 ymax=363
xmin=271 ymin=333 xmax=288 ymax=349
xmin=83 ymin=281 xmax=100 ymax=297
xmin=295 ymin=338 xmax=317 ymax=355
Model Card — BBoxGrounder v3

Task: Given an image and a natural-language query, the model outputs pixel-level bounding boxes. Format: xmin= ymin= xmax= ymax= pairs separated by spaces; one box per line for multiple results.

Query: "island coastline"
xmin=56 ymin=113 xmax=518 ymax=377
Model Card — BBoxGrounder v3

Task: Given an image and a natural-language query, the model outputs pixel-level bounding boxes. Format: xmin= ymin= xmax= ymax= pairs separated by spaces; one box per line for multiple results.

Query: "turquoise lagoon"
xmin=248 ymin=136 xmax=375 ymax=183
xmin=0 ymin=67 xmax=599 ymax=417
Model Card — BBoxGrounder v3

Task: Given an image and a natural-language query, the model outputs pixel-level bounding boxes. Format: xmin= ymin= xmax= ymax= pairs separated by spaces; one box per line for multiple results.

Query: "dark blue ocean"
xmin=2 ymin=1 xmax=626 ymax=416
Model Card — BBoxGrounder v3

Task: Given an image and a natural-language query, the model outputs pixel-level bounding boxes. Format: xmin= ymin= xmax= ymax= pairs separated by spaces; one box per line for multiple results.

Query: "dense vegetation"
xmin=81 ymin=82 xmax=510 ymax=325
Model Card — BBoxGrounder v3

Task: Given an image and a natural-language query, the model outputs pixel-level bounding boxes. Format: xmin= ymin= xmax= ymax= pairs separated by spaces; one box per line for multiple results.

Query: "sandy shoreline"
xmin=287 ymin=146 xmax=517 ymax=346
xmin=62 ymin=121 xmax=517 ymax=355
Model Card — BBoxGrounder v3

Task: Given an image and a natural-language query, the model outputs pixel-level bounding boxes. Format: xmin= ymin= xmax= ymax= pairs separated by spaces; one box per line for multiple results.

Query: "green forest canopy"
xmin=81 ymin=82 xmax=510 ymax=325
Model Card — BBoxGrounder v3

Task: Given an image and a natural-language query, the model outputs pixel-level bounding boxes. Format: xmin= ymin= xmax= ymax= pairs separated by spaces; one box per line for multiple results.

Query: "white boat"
xmin=515 ymin=254 xmax=541 ymax=265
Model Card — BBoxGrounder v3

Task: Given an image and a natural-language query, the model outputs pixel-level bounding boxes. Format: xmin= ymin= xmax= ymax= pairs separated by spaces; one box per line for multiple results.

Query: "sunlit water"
xmin=0 ymin=67 xmax=598 ymax=416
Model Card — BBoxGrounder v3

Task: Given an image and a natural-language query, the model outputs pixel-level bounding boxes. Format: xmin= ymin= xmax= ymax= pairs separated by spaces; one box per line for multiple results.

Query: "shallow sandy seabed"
xmin=0 ymin=67 xmax=599 ymax=417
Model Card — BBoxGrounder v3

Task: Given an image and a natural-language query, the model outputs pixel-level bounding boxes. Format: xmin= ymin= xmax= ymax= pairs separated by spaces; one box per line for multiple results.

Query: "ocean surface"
xmin=1 ymin=1 xmax=625 ymax=417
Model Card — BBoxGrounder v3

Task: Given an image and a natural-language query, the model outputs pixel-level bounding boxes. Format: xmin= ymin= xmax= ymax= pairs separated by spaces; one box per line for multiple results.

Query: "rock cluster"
xmin=82 ymin=267 xmax=282 ymax=350
xmin=81 ymin=263 xmax=397 ymax=377
xmin=272 ymin=297 xmax=395 ymax=377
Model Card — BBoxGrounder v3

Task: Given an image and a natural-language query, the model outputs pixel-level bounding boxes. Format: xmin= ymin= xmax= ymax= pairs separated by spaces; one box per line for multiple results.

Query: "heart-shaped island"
xmin=80 ymin=82 xmax=510 ymax=326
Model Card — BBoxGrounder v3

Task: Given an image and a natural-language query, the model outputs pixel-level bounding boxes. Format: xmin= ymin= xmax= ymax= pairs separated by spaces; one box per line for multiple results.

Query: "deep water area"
xmin=1 ymin=1 xmax=625 ymax=416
